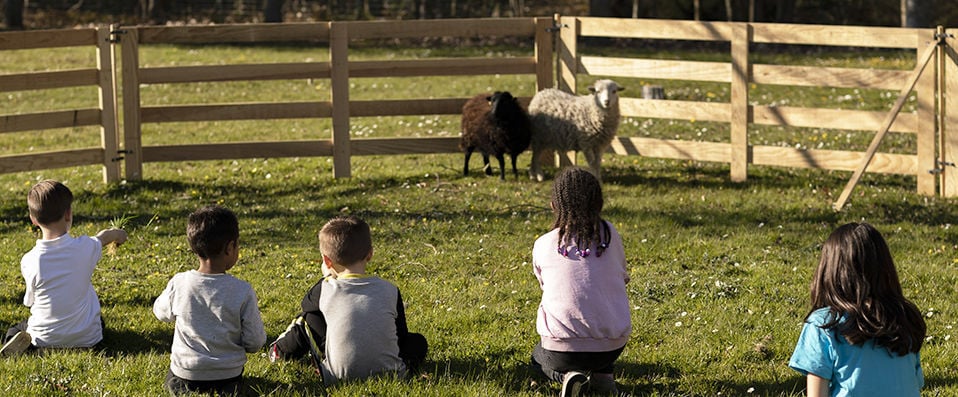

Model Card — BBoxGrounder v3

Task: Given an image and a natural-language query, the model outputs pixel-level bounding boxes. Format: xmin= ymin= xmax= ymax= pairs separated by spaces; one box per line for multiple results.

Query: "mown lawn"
xmin=1 ymin=38 xmax=955 ymax=396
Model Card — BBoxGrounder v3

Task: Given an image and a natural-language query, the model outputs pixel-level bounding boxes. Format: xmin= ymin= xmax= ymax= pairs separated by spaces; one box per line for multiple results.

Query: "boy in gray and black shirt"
xmin=269 ymin=215 xmax=427 ymax=386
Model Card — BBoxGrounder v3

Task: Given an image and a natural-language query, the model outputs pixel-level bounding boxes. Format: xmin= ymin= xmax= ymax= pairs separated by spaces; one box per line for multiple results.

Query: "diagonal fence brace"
xmin=832 ymin=35 xmax=943 ymax=211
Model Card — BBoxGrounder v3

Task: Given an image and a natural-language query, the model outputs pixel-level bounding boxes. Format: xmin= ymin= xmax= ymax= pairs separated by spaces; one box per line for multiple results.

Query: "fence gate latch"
xmin=111 ymin=149 xmax=131 ymax=162
xmin=108 ymin=29 xmax=127 ymax=43
xmin=929 ymin=160 xmax=956 ymax=175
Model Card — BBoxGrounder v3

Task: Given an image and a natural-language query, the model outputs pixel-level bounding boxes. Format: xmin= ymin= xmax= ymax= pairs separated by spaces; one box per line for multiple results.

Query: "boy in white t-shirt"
xmin=1 ymin=180 xmax=127 ymax=357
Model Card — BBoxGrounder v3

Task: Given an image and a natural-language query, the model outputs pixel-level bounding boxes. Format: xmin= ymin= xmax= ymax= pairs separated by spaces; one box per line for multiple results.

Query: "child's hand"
xmin=96 ymin=228 xmax=128 ymax=246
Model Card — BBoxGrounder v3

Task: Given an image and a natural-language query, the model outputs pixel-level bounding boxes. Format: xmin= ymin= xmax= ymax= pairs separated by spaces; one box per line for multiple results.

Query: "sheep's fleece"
xmin=527 ymin=79 xmax=623 ymax=182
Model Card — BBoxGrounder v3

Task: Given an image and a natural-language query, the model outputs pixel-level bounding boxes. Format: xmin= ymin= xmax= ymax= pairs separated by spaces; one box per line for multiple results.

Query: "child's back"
xmin=318 ymin=275 xmax=406 ymax=382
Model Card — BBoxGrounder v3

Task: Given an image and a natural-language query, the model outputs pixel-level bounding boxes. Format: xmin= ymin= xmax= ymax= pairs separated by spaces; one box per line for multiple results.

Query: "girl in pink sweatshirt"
xmin=531 ymin=167 xmax=631 ymax=397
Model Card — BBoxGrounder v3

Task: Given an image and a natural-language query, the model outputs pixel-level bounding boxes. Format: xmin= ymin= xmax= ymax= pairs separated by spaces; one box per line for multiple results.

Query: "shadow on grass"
xmin=926 ymin=375 xmax=958 ymax=390
xmin=101 ymin=325 xmax=170 ymax=355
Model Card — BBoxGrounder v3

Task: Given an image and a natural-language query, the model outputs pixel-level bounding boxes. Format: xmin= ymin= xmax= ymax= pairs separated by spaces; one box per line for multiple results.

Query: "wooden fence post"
xmin=554 ymin=15 xmax=578 ymax=169
xmin=730 ymin=23 xmax=751 ymax=182
xmin=330 ymin=22 xmax=351 ymax=178
xmin=944 ymin=28 xmax=958 ymax=196
xmin=916 ymin=27 xmax=937 ymax=196
xmin=120 ymin=27 xmax=143 ymax=181
xmin=535 ymin=16 xmax=554 ymax=92
xmin=96 ymin=25 xmax=121 ymax=183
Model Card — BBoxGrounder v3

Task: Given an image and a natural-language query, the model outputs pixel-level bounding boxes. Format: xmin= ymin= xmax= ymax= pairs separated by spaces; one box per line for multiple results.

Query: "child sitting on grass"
xmin=530 ymin=167 xmax=631 ymax=397
xmin=1 ymin=180 xmax=127 ymax=357
xmin=269 ymin=215 xmax=428 ymax=386
xmin=789 ymin=222 xmax=926 ymax=396
xmin=153 ymin=205 xmax=266 ymax=395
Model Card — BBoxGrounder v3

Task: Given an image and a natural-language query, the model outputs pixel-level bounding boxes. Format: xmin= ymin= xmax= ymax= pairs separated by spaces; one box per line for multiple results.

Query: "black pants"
xmin=164 ymin=370 xmax=245 ymax=396
xmin=531 ymin=342 xmax=624 ymax=383
xmin=272 ymin=312 xmax=429 ymax=371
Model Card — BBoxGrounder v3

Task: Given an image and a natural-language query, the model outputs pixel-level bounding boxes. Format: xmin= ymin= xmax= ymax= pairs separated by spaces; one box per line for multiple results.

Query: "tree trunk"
xmin=264 ymin=0 xmax=284 ymax=22
xmin=5 ymin=0 xmax=25 ymax=29
xmin=904 ymin=0 xmax=930 ymax=27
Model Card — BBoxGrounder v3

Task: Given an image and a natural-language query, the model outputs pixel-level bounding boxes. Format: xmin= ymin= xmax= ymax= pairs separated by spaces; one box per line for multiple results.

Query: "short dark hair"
xmin=187 ymin=205 xmax=239 ymax=259
xmin=28 ymin=180 xmax=73 ymax=225
xmin=319 ymin=216 xmax=372 ymax=266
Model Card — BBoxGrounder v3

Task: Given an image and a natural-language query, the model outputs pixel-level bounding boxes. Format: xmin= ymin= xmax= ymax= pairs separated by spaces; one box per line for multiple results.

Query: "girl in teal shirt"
xmin=789 ymin=223 xmax=926 ymax=397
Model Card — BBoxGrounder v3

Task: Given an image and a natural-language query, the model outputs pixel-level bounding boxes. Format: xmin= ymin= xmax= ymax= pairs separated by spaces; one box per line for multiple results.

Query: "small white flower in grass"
xmin=674 ymin=321 xmax=683 ymax=327
xmin=747 ymin=387 xmax=755 ymax=393
xmin=479 ymin=305 xmax=487 ymax=310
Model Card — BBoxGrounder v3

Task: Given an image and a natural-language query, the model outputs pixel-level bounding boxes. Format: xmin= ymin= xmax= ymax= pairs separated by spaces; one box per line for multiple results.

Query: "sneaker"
xmin=560 ymin=371 xmax=588 ymax=397
xmin=589 ymin=373 xmax=619 ymax=395
xmin=0 ymin=331 xmax=32 ymax=357
xmin=267 ymin=343 xmax=281 ymax=363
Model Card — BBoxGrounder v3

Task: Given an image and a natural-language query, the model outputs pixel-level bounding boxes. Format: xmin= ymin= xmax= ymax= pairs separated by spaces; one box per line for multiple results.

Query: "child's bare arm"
xmin=95 ymin=228 xmax=128 ymax=247
xmin=806 ymin=374 xmax=829 ymax=397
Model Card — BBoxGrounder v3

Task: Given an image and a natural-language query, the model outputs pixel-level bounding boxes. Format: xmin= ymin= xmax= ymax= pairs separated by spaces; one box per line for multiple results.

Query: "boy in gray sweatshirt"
xmin=153 ymin=205 xmax=267 ymax=395
xmin=268 ymin=215 xmax=427 ymax=386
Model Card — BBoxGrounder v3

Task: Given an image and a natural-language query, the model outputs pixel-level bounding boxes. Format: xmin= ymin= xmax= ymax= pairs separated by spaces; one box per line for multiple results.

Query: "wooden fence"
xmin=1 ymin=17 xmax=956 ymax=199
xmin=0 ymin=26 xmax=121 ymax=183
xmin=119 ymin=18 xmax=553 ymax=180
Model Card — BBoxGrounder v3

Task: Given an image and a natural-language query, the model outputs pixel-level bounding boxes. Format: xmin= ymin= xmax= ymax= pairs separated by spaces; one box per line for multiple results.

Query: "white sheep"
xmin=527 ymin=79 xmax=624 ymax=182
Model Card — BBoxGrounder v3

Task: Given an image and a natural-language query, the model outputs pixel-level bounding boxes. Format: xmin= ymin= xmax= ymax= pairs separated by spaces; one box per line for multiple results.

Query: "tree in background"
xmin=4 ymin=0 xmax=25 ymax=29
xmin=265 ymin=0 xmax=284 ymax=22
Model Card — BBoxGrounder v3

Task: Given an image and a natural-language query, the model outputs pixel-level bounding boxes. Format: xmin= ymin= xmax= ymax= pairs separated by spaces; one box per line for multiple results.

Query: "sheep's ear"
xmin=485 ymin=95 xmax=493 ymax=102
xmin=588 ymin=86 xmax=597 ymax=94
xmin=617 ymin=85 xmax=625 ymax=92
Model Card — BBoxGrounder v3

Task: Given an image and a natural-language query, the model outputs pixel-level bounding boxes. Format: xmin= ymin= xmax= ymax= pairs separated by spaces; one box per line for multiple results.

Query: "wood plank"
xmin=346 ymin=18 xmax=536 ymax=40
xmin=944 ymin=35 xmax=958 ymax=196
xmin=142 ymin=141 xmax=333 ymax=162
xmin=0 ymin=69 xmax=99 ymax=92
xmin=351 ymin=137 xmax=461 ymax=155
xmin=0 ymin=109 xmax=101 ymax=133
xmin=535 ymin=16 xmax=555 ymax=91
xmin=348 ymin=57 xmax=536 ymax=78
xmin=578 ymin=18 xmax=733 ymax=41
xmin=139 ymin=63 xmax=332 ymax=84
xmin=141 ymin=102 xmax=332 ymax=123
xmin=609 ymin=137 xmax=730 ymax=162
xmin=580 ymin=56 xmax=730 ymax=83
xmin=752 ymin=64 xmax=909 ymax=90
xmin=915 ymin=29 xmax=936 ymax=195
xmin=350 ymin=98 xmax=468 ymax=117
xmin=0 ymin=149 xmax=102 ymax=173
xmin=330 ymin=22 xmax=351 ymax=178
xmin=751 ymin=23 xmax=918 ymax=48
xmin=620 ymin=98 xmax=729 ymax=122
xmin=752 ymin=146 xmax=916 ymax=174
xmin=97 ymin=25 xmax=121 ymax=183
xmin=135 ymin=23 xmax=330 ymax=44
xmin=557 ymin=16 xmax=578 ymax=93
xmin=752 ymin=106 xmax=917 ymax=133
xmin=121 ymin=28 xmax=144 ymax=180
xmin=730 ymin=23 xmax=750 ymax=182
xmin=0 ymin=28 xmax=96 ymax=50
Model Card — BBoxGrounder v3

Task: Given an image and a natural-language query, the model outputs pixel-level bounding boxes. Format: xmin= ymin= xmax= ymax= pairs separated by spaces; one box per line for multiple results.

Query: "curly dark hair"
xmin=809 ymin=222 xmax=926 ymax=356
xmin=551 ymin=167 xmax=610 ymax=257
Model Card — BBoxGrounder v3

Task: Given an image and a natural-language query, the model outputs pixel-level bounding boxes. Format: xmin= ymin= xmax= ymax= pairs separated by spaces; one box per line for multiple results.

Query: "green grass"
xmin=2 ymin=41 xmax=956 ymax=396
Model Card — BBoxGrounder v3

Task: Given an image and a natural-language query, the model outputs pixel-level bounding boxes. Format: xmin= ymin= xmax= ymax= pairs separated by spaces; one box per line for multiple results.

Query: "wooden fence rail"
xmin=1 ymin=17 xmax=956 ymax=201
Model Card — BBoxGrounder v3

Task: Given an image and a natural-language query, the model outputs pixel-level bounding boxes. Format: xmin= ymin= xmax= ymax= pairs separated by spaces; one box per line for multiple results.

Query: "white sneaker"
xmin=0 ymin=331 xmax=32 ymax=357
xmin=560 ymin=371 xmax=588 ymax=397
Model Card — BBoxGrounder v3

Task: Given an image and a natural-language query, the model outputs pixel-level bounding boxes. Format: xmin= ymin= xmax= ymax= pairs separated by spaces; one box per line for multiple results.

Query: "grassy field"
xmin=1 ymin=39 xmax=956 ymax=396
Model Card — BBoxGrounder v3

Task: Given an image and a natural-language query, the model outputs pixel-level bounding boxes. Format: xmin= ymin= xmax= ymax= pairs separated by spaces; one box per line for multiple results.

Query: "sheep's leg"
xmin=529 ymin=147 xmax=544 ymax=182
xmin=584 ymin=147 xmax=603 ymax=181
xmin=482 ymin=153 xmax=493 ymax=176
xmin=509 ymin=153 xmax=519 ymax=180
xmin=463 ymin=147 xmax=475 ymax=176
xmin=495 ymin=153 xmax=507 ymax=180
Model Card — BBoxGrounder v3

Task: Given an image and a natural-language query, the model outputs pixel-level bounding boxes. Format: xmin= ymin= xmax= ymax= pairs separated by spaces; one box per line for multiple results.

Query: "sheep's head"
xmin=588 ymin=79 xmax=624 ymax=110
xmin=489 ymin=91 xmax=520 ymax=117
